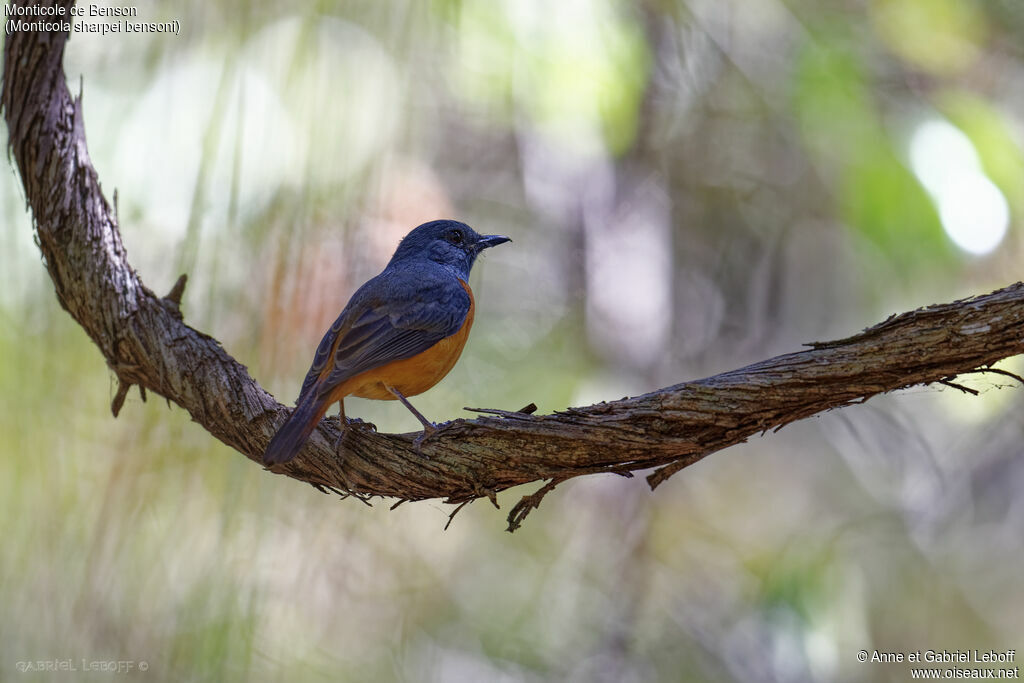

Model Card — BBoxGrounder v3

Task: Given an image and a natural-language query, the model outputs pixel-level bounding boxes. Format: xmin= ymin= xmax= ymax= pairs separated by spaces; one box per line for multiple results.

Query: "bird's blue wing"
xmin=295 ymin=266 xmax=471 ymax=402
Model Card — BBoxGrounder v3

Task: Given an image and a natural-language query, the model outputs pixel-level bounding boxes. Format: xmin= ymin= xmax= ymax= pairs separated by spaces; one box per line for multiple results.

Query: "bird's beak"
xmin=475 ymin=234 xmax=512 ymax=252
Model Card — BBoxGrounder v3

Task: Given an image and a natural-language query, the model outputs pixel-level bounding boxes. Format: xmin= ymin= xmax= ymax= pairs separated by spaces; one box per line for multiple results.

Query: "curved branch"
xmin=5 ymin=9 xmax=1024 ymax=531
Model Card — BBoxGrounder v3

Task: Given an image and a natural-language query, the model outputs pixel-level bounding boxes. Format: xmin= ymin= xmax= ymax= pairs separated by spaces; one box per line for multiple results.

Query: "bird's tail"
xmin=263 ymin=391 xmax=332 ymax=465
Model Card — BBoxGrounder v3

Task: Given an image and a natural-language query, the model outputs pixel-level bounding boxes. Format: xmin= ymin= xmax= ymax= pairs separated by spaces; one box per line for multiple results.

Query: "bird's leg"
xmin=385 ymin=384 xmax=437 ymax=450
xmin=333 ymin=400 xmax=348 ymax=453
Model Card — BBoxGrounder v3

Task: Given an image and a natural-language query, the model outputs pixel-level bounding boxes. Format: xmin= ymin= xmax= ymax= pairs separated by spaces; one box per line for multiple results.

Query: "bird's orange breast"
xmin=335 ymin=280 xmax=476 ymax=401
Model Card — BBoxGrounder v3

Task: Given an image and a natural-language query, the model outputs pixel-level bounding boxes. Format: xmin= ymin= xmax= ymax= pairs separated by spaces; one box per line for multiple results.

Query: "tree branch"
xmin=5 ymin=7 xmax=1023 ymax=531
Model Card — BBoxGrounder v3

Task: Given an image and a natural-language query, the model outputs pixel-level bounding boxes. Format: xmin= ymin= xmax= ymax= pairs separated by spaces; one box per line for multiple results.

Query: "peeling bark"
xmin=4 ymin=4 xmax=1023 ymax=531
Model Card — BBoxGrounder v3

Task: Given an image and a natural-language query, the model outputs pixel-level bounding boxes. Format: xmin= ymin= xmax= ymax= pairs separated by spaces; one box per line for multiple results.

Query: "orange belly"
xmin=333 ymin=281 xmax=475 ymax=401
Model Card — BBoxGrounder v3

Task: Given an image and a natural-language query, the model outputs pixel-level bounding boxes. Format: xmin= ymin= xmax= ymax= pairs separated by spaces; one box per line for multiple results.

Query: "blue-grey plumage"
xmin=263 ymin=220 xmax=511 ymax=465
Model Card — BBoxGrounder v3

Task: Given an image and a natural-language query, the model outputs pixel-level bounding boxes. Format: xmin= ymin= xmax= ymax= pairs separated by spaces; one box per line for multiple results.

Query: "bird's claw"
xmin=346 ymin=417 xmax=377 ymax=432
xmin=413 ymin=422 xmax=439 ymax=456
xmin=333 ymin=418 xmax=379 ymax=454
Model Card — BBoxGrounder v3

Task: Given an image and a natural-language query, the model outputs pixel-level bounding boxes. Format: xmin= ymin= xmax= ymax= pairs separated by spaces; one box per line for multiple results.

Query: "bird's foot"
xmin=333 ymin=424 xmax=347 ymax=454
xmin=412 ymin=422 xmax=439 ymax=456
xmin=346 ymin=417 xmax=377 ymax=432
xmin=411 ymin=419 xmax=466 ymax=456
xmin=333 ymin=417 xmax=378 ymax=454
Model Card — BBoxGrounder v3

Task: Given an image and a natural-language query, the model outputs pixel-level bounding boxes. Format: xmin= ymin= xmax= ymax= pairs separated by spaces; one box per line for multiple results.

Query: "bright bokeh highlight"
xmin=909 ymin=119 xmax=1009 ymax=255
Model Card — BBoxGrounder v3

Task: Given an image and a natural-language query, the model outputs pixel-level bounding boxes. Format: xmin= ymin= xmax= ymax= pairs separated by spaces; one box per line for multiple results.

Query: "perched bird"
xmin=263 ymin=220 xmax=510 ymax=465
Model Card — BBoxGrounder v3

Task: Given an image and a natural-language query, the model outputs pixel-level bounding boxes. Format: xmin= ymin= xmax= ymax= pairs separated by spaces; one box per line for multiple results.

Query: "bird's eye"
xmin=446 ymin=229 xmax=464 ymax=244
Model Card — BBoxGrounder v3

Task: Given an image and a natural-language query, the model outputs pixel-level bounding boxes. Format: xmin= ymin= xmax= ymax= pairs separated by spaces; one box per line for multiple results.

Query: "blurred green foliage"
xmin=2 ymin=0 xmax=1023 ymax=680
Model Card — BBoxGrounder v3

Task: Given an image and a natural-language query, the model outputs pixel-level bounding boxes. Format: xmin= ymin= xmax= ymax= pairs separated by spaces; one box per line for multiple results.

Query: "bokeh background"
xmin=2 ymin=0 xmax=1024 ymax=681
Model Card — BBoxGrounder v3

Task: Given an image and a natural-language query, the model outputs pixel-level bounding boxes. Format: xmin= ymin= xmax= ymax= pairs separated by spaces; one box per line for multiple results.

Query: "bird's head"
xmin=388 ymin=219 xmax=511 ymax=279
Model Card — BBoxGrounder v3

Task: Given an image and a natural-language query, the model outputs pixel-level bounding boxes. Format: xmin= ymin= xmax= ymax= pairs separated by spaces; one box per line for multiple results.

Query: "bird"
xmin=263 ymin=219 xmax=511 ymax=465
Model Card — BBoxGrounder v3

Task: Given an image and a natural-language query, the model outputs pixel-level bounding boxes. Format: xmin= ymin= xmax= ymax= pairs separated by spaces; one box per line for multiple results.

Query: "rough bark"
xmin=4 ymin=4 xmax=1023 ymax=531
